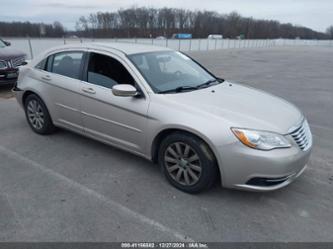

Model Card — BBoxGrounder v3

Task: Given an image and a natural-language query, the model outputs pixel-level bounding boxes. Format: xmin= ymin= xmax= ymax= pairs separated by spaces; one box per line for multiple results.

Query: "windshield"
xmin=128 ymin=51 xmax=218 ymax=93
xmin=0 ymin=40 xmax=6 ymax=48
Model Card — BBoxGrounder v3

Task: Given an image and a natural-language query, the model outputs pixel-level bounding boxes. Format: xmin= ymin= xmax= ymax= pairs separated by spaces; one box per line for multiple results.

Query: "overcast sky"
xmin=1 ymin=0 xmax=333 ymax=32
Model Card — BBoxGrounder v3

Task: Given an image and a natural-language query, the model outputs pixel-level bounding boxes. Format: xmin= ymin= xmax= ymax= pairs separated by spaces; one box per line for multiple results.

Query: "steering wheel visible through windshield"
xmin=128 ymin=51 xmax=220 ymax=93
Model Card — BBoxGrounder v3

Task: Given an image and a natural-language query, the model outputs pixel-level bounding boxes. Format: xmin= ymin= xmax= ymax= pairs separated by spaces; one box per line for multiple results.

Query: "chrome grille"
xmin=290 ymin=119 xmax=312 ymax=151
xmin=11 ymin=56 xmax=25 ymax=68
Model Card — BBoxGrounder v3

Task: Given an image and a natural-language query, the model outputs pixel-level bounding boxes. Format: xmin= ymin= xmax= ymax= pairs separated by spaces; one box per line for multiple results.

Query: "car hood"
xmin=163 ymin=82 xmax=303 ymax=134
xmin=0 ymin=47 xmax=26 ymax=60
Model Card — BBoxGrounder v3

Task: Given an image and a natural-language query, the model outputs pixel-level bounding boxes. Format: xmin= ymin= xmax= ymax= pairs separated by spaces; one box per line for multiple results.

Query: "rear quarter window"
xmin=35 ymin=58 xmax=47 ymax=70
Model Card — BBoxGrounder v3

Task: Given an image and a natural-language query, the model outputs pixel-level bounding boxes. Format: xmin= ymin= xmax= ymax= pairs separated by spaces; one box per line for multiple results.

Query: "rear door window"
xmin=50 ymin=52 xmax=84 ymax=80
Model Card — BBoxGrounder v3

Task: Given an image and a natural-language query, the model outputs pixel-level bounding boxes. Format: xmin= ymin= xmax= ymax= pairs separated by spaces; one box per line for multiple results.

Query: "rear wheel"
xmin=158 ymin=132 xmax=218 ymax=193
xmin=24 ymin=94 xmax=56 ymax=134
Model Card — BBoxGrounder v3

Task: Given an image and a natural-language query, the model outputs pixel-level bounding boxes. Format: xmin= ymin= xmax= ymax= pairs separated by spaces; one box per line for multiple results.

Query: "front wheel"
xmin=158 ymin=132 xmax=218 ymax=193
xmin=24 ymin=94 xmax=56 ymax=134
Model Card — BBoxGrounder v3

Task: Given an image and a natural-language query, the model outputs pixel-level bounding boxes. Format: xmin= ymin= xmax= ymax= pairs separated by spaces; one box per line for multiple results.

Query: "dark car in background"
xmin=0 ymin=38 xmax=26 ymax=85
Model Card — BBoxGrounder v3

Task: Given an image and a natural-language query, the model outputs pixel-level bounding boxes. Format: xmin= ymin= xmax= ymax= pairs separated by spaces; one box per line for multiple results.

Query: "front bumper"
xmin=0 ymin=69 xmax=18 ymax=85
xmin=217 ymin=139 xmax=312 ymax=191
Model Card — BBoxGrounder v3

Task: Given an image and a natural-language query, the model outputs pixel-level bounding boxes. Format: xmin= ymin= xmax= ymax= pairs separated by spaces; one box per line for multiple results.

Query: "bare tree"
xmin=327 ymin=26 xmax=333 ymax=39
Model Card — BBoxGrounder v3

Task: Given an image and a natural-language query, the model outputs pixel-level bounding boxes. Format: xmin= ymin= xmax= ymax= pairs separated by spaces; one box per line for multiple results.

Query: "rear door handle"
xmin=41 ymin=75 xmax=51 ymax=81
xmin=82 ymin=87 xmax=96 ymax=94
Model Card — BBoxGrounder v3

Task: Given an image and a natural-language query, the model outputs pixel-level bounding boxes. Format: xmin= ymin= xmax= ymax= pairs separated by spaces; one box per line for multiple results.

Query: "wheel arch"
xmin=22 ymin=90 xmax=54 ymax=124
xmin=22 ymin=90 xmax=42 ymax=106
xmin=150 ymin=127 xmax=222 ymax=184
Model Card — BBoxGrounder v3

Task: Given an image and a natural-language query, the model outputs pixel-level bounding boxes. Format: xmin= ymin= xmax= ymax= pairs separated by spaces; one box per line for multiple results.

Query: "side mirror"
xmin=4 ymin=41 xmax=11 ymax=46
xmin=112 ymin=84 xmax=138 ymax=97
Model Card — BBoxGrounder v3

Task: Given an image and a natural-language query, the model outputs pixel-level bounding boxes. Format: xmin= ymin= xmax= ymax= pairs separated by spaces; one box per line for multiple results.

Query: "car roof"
xmin=93 ymin=42 xmax=172 ymax=55
xmin=52 ymin=42 xmax=173 ymax=55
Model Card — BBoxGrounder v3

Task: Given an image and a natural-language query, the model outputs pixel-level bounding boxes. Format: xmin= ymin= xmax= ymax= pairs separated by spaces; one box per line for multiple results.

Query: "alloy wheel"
xmin=164 ymin=142 xmax=202 ymax=186
xmin=27 ymin=99 xmax=45 ymax=130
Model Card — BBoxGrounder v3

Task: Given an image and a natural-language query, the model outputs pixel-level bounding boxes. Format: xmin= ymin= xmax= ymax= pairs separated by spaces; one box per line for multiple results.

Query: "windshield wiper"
xmin=197 ymin=78 xmax=223 ymax=89
xmin=158 ymin=85 xmax=199 ymax=94
xmin=158 ymin=78 xmax=224 ymax=94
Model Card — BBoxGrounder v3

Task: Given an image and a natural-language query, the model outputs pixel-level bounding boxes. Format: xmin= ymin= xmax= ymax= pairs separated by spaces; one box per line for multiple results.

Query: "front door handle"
xmin=82 ymin=87 xmax=96 ymax=94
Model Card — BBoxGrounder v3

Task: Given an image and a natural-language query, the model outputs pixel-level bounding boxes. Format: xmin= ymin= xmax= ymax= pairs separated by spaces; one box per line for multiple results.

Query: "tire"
xmin=24 ymin=94 xmax=56 ymax=135
xmin=158 ymin=132 xmax=218 ymax=193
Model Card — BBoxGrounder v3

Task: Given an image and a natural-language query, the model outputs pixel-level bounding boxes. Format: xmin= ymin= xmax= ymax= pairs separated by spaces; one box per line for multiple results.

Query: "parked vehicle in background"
xmin=172 ymin=33 xmax=192 ymax=39
xmin=156 ymin=36 xmax=167 ymax=40
xmin=208 ymin=34 xmax=223 ymax=39
xmin=15 ymin=43 xmax=312 ymax=193
xmin=0 ymin=38 xmax=26 ymax=85
xmin=236 ymin=34 xmax=245 ymax=39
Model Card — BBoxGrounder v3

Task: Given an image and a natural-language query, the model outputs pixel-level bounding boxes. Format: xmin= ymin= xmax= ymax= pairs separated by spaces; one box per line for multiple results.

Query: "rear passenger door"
xmin=42 ymin=51 xmax=85 ymax=132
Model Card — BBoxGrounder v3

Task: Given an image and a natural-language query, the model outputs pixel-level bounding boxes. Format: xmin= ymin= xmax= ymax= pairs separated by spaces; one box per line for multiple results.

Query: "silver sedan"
xmin=15 ymin=43 xmax=312 ymax=193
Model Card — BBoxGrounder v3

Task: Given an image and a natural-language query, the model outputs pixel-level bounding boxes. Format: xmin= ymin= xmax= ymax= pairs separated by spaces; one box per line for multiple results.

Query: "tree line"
xmin=0 ymin=21 xmax=65 ymax=37
xmin=75 ymin=7 xmax=329 ymax=39
xmin=0 ymin=7 xmax=332 ymax=39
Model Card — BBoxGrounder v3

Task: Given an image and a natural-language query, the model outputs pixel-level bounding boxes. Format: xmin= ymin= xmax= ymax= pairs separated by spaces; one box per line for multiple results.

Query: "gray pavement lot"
xmin=0 ymin=46 xmax=333 ymax=242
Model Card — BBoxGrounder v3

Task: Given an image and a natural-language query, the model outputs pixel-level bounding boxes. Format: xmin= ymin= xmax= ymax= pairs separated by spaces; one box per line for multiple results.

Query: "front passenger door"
xmin=80 ymin=52 xmax=149 ymax=155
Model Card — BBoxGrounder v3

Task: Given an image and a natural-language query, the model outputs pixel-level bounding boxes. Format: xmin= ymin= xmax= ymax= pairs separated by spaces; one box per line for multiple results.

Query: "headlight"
xmin=231 ymin=128 xmax=291 ymax=150
xmin=0 ymin=60 xmax=7 ymax=69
